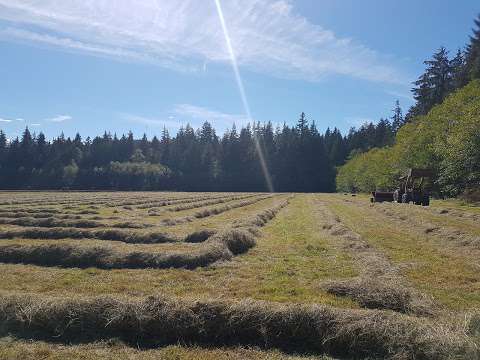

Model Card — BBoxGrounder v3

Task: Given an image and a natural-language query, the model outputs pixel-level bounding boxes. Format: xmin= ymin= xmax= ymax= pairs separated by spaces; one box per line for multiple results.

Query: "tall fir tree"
xmin=425 ymin=47 xmax=453 ymax=104
xmin=465 ymin=14 xmax=480 ymax=80
xmin=296 ymin=112 xmax=308 ymax=138
xmin=0 ymin=130 xmax=6 ymax=151
xmin=390 ymin=100 xmax=404 ymax=132
xmin=451 ymin=49 xmax=468 ymax=89
xmin=410 ymin=47 xmax=453 ymax=117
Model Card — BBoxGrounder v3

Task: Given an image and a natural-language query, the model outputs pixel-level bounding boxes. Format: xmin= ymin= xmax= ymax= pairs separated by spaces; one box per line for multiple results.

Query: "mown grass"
xmin=325 ymin=195 xmax=480 ymax=311
xmin=0 ymin=337 xmax=331 ymax=360
xmin=432 ymin=198 xmax=480 ymax=215
xmin=242 ymin=195 xmax=357 ymax=304
xmin=1 ymin=192 xmax=479 ymax=359
xmin=1 ymin=294 xmax=475 ymax=359
xmin=375 ymin=201 xmax=480 ymax=237
xmin=0 ymin=195 xmax=355 ymax=307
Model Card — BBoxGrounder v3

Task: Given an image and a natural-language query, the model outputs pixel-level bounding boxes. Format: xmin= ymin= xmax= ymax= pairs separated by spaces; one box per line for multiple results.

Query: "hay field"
xmin=0 ymin=192 xmax=479 ymax=359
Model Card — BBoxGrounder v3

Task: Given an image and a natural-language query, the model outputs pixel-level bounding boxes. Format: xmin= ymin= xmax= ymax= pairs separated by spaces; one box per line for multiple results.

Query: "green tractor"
xmin=393 ymin=168 xmax=433 ymax=206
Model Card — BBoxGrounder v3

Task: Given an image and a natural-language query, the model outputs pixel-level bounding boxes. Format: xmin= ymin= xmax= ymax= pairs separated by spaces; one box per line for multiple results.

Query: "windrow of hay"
xmin=146 ymin=194 xmax=257 ymax=216
xmin=0 ymin=194 xmax=180 ymax=211
xmin=233 ymin=196 xmax=293 ymax=231
xmin=192 ymin=195 xmax=274 ymax=219
xmin=109 ymin=194 xmax=217 ymax=207
xmin=0 ymin=217 xmax=100 ymax=228
xmin=0 ymin=227 xmax=182 ymax=244
xmin=135 ymin=194 xmax=235 ymax=210
xmin=420 ymin=205 xmax=480 ymax=222
xmin=0 ymin=193 xmax=222 ymax=209
xmin=0 ymin=216 xmax=159 ymax=229
xmin=69 ymin=209 xmax=100 ymax=215
xmin=0 ymin=207 xmax=99 ymax=216
xmin=0 ymin=212 xmax=85 ymax=219
xmin=0 ymin=241 xmax=233 ymax=269
xmin=0 ymin=294 xmax=476 ymax=359
xmin=0 ymin=208 xmax=59 ymax=214
xmin=1 ymin=198 xmax=108 ymax=207
xmin=0 ymin=230 xmax=250 ymax=270
xmin=160 ymin=195 xmax=275 ymax=225
xmin=370 ymin=202 xmax=480 ymax=250
xmin=322 ymin=278 xmax=434 ymax=317
xmin=168 ymin=194 xmax=259 ymax=212
xmin=0 ymin=197 xmax=289 ymax=269
xmin=184 ymin=230 xmax=217 ymax=243
xmin=317 ymin=202 xmax=436 ymax=316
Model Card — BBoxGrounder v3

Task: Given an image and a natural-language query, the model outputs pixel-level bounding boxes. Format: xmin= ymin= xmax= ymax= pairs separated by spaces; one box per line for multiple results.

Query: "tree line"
xmin=337 ymin=14 xmax=480 ymax=198
xmin=7 ymin=11 xmax=478 ymax=194
xmin=0 ymin=109 xmax=401 ymax=192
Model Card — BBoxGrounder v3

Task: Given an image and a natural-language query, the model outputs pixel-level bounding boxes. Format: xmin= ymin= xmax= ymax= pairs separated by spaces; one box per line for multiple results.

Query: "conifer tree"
xmin=451 ymin=49 xmax=468 ymax=89
xmin=411 ymin=47 xmax=453 ymax=116
xmin=465 ymin=14 xmax=480 ymax=80
xmin=0 ymin=130 xmax=6 ymax=151
xmin=390 ymin=100 xmax=404 ymax=132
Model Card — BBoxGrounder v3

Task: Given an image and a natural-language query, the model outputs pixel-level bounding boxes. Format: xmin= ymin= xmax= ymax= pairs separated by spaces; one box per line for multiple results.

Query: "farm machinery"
xmin=371 ymin=168 xmax=433 ymax=206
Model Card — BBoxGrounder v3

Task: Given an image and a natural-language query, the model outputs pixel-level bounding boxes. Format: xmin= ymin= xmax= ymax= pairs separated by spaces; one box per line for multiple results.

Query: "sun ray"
xmin=214 ymin=0 xmax=274 ymax=193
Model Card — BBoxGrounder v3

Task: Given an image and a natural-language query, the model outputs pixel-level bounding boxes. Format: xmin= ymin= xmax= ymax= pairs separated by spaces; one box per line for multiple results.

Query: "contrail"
xmin=214 ymin=0 xmax=274 ymax=193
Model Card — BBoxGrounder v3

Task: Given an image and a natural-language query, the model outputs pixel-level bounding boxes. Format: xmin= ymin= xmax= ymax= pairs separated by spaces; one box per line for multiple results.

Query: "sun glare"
xmin=214 ymin=0 xmax=274 ymax=193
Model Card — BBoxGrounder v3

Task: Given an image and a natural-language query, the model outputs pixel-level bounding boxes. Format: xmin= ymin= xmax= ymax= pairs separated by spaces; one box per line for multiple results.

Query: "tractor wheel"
xmin=422 ymin=195 xmax=430 ymax=206
xmin=402 ymin=193 xmax=409 ymax=204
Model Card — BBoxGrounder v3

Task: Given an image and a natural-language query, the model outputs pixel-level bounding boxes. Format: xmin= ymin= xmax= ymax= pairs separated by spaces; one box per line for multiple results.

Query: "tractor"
xmin=371 ymin=168 xmax=433 ymax=206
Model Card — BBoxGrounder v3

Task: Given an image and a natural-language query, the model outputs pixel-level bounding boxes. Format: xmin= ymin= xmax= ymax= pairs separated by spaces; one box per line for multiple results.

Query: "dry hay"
xmin=184 ymin=230 xmax=217 ymax=243
xmin=0 ymin=294 xmax=475 ymax=359
xmin=0 ymin=217 xmax=102 ymax=228
xmin=0 ymin=197 xmax=290 ymax=269
xmin=0 ymin=215 xmax=157 ymax=230
xmin=372 ymin=202 xmax=480 ymax=250
xmin=322 ymin=278 xmax=435 ymax=316
xmin=0 ymin=229 xmax=251 ymax=269
xmin=158 ymin=195 xmax=274 ymax=225
xmin=146 ymin=195 xmax=254 ymax=217
xmin=233 ymin=196 xmax=292 ymax=231
xmin=0 ymin=212 xmax=82 ymax=219
xmin=168 ymin=194 xmax=258 ymax=212
xmin=0 ymin=227 xmax=181 ymax=244
xmin=317 ymin=202 xmax=437 ymax=316
xmin=0 ymin=208 xmax=59 ymax=214
xmin=136 ymin=194 xmax=234 ymax=210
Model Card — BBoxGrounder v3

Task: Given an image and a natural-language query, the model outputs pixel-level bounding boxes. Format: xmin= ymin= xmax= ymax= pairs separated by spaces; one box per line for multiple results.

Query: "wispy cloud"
xmin=29 ymin=123 xmax=40 ymax=126
xmin=174 ymin=104 xmax=249 ymax=127
xmin=0 ymin=116 xmax=27 ymax=123
xmin=46 ymin=114 xmax=72 ymax=122
xmin=119 ymin=113 xmax=176 ymax=128
xmin=0 ymin=0 xmax=406 ymax=83
xmin=120 ymin=104 xmax=255 ymax=134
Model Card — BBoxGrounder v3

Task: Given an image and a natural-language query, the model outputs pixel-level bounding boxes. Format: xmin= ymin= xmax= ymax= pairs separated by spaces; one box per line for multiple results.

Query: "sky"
xmin=0 ymin=0 xmax=478 ymax=140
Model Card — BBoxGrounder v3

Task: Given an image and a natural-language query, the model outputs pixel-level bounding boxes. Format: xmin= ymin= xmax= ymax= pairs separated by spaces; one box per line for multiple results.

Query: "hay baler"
xmin=371 ymin=168 xmax=433 ymax=206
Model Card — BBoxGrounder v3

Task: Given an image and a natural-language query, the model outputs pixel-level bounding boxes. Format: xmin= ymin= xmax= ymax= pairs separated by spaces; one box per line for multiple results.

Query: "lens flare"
xmin=214 ymin=0 xmax=274 ymax=193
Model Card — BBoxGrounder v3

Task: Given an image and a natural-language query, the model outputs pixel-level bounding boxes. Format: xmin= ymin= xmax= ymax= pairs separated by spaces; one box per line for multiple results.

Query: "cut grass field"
xmin=0 ymin=191 xmax=479 ymax=359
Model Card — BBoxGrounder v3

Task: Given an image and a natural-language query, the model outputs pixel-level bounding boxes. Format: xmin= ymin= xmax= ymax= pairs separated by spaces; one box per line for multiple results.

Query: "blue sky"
xmin=0 ymin=0 xmax=478 ymax=140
